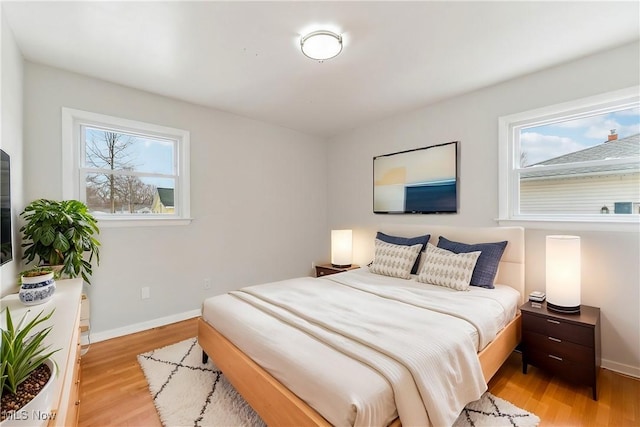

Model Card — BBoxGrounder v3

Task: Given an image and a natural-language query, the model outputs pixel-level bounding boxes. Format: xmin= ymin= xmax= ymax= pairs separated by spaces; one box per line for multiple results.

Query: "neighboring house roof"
xmin=533 ymin=133 xmax=639 ymax=166
xmin=157 ymin=187 xmax=174 ymax=207
xmin=522 ymin=133 xmax=639 ymax=180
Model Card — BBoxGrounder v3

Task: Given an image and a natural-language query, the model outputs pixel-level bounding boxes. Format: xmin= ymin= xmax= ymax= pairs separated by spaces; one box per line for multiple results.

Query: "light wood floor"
xmin=78 ymin=318 xmax=639 ymax=426
xmin=78 ymin=319 xmax=197 ymax=427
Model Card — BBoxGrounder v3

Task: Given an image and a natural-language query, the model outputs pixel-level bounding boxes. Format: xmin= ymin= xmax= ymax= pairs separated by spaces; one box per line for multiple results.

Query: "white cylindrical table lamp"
xmin=546 ymin=235 xmax=581 ymax=314
xmin=331 ymin=229 xmax=352 ymax=268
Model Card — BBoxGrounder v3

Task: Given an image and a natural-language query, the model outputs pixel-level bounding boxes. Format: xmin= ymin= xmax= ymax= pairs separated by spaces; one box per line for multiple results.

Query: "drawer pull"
xmin=547 ymin=319 xmax=560 ymax=325
xmin=548 ymin=337 xmax=562 ymax=343
xmin=75 ymin=400 xmax=81 ymax=405
xmin=548 ymin=354 xmax=563 ymax=361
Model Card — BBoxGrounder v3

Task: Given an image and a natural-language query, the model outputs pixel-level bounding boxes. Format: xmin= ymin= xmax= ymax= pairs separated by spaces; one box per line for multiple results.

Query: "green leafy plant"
xmin=20 ymin=199 xmax=100 ymax=284
xmin=1 ymin=308 xmax=59 ymax=395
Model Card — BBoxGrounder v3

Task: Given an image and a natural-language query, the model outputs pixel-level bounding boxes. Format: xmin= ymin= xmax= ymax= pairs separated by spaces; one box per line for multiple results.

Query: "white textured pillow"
xmin=369 ymin=239 xmax=423 ymax=279
xmin=417 ymin=243 xmax=481 ymax=290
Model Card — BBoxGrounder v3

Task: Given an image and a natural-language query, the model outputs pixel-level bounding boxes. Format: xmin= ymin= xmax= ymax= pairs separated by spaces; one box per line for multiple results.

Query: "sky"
xmin=520 ymin=106 xmax=640 ymax=166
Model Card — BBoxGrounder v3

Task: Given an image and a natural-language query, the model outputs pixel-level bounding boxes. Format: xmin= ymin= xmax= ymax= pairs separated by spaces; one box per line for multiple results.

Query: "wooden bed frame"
xmin=198 ymin=225 xmax=525 ymax=426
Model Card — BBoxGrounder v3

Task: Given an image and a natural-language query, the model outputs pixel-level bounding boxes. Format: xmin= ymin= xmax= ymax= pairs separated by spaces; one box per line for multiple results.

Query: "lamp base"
xmin=547 ymin=301 xmax=581 ymax=314
xmin=331 ymin=263 xmax=352 ymax=268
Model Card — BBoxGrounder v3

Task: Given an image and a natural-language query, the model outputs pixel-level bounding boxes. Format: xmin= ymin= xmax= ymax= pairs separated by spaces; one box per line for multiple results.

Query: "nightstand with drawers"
xmin=520 ymin=301 xmax=601 ymax=400
xmin=315 ymin=264 xmax=360 ymax=277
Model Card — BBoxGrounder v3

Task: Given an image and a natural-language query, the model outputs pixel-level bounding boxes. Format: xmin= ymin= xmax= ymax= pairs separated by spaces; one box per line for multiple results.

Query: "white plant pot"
xmin=1 ymin=359 xmax=57 ymax=427
xmin=19 ymin=273 xmax=56 ymax=306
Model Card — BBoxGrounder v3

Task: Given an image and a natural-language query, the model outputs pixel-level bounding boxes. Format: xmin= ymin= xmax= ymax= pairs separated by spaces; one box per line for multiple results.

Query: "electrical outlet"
xmin=311 ymin=261 xmax=316 ymax=269
xmin=141 ymin=287 xmax=150 ymax=300
xmin=204 ymin=278 xmax=212 ymax=290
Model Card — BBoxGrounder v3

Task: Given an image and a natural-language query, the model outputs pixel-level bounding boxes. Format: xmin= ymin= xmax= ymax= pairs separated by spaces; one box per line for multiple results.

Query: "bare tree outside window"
xmin=83 ymin=128 xmax=173 ymax=214
xmin=86 ymin=131 xmax=135 ymax=213
xmin=115 ymin=172 xmax=156 ymax=213
xmin=64 ymin=108 xmax=189 ymax=223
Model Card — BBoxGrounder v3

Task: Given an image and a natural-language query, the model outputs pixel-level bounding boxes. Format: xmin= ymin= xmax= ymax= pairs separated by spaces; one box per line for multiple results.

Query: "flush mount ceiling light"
xmin=300 ymin=30 xmax=343 ymax=62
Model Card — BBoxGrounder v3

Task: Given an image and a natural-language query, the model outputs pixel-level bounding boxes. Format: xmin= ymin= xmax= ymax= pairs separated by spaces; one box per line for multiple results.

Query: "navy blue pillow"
xmin=376 ymin=232 xmax=430 ymax=274
xmin=437 ymin=236 xmax=508 ymax=289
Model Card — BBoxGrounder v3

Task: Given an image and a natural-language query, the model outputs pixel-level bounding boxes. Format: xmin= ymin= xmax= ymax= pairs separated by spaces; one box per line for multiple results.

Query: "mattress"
xmin=201 ymin=268 xmax=520 ymax=427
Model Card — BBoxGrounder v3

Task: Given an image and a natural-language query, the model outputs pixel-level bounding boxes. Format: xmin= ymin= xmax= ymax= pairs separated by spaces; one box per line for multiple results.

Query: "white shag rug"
xmin=138 ymin=338 xmax=540 ymax=427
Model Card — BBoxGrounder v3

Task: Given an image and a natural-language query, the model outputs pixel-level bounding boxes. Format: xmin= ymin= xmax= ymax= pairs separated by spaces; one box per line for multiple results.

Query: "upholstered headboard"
xmin=377 ymin=224 xmax=525 ymax=303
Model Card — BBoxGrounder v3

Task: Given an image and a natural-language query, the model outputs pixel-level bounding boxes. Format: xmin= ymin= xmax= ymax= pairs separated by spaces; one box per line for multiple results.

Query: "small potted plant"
xmin=18 ymin=267 xmax=57 ymax=306
xmin=0 ymin=308 xmax=59 ymax=426
xmin=20 ymin=199 xmax=100 ymax=284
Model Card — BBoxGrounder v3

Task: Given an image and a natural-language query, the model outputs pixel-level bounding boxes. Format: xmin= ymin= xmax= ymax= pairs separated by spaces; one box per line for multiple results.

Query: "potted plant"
xmin=20 ymin=199 xmax=100 ymax=284
xmin=0 ymin=308 xmax=59 ymax=426
xmin=18 ymin=267 xmax=57 ymax=306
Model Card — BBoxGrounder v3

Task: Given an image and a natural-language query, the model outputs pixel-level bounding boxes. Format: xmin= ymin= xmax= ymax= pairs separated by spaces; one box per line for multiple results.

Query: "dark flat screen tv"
xmin=373 ymin=141 xmax=458 ymax=214
xmin=1 ymin=149 xmax=12 ymax=265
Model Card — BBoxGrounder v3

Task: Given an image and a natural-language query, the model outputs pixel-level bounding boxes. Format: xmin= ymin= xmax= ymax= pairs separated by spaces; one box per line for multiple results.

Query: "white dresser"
xmin=1 ymin=278 xmax=83 ymax=427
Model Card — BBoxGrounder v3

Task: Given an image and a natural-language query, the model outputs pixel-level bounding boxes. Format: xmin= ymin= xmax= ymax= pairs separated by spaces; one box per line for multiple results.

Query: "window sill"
xmin=497 ymin=216 xmax=640 ymax=232
xmin=95 ymin=217 xmax=193 ymax=228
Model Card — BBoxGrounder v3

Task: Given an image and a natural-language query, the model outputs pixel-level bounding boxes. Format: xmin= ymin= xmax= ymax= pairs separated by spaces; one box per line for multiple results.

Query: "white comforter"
xmin=202 ymin=268 xmax=519 ymax=426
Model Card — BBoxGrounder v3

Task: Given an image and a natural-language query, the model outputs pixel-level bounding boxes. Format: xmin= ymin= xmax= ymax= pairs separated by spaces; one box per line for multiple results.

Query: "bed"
xmin=198 ymin=224 xmax=524 ymax=426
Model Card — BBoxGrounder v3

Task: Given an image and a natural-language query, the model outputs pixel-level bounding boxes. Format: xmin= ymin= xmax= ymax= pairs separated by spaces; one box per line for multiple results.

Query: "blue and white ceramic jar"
xmin=19 ymin=272 xmax=56 ymax=306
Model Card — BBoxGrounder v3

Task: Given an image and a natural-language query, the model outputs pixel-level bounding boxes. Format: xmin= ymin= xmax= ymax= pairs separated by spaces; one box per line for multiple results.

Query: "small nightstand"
xmin=520 ymin=301 xmax=601 ymax=400
xmin=315 ymin=264 xmax=360 ymax=277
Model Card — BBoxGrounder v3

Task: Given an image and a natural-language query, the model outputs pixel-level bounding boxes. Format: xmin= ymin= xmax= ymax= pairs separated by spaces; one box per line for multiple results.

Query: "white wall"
xmin=327 ymin=41 xmax=640 ymax=376
xmin=0 ymin=10 xmax=24 ymax=296
xmin=22 ymin=62 xmax=328 ymax=336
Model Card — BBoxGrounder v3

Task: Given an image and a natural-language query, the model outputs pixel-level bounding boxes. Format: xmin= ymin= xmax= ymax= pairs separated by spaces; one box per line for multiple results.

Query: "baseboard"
xmin=602 ymin=358 xmax=640 ymax=379
xmin=90 ymin=309 xmax=201 ymax=343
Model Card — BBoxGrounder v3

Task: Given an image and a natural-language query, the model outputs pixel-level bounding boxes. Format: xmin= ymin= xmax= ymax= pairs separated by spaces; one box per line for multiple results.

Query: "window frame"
xmin=62 ymin=108 xmax=191 ymax=227
xmin=498 ymin=87 xmax=640 ymax=232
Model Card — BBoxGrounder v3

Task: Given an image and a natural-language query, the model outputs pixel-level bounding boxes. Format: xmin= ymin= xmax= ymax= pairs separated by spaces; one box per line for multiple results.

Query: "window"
xmin=62 ymin=108 xmax=190 ymax=226
xmin=498 ymin=87 xmax=640 ymax=229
